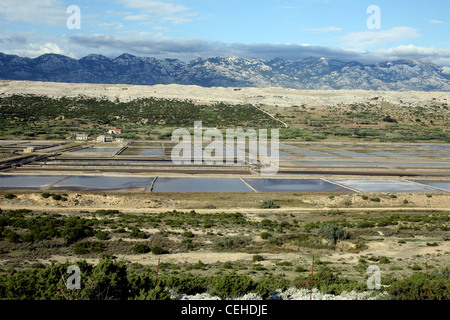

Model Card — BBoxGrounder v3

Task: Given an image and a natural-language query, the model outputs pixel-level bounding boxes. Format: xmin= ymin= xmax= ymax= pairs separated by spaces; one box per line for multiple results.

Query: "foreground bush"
xmin=388 ymin=271 xmax=450 ymax=300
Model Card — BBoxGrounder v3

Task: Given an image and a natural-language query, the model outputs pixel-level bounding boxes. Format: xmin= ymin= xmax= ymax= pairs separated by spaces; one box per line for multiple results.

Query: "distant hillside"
xmin=1 ymin=53 xmax=449 ymax=91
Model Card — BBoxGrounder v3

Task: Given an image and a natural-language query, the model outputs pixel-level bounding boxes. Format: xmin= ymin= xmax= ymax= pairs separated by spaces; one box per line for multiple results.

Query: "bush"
xmin=41 ymin=192 xmax=51 ymax=199
xmin=295 ymin=266 xmax=308 ymax=272
xmin=130 ymin=227 xmax=148 ymax=239
xmin=51 ymin=194 xmax=62 ymax=201
xmin=410 ymin=264 xmax=422 ymax=271
xmin=260 ymin=232 xmax=271 ymax=240
xmin=181 ymin=231 xmax=194 ymax=238
xmin=389 ymin=273 xmax=450 ymax=300
xmin=252 ymin=255 xmax=264 ymax=262
xmin=132 ymin=243 xmax=151 ymax=254
xmin=403 ymin=199 xmax=409 ymax=204
xmin=95 ymin=210 xmax=120 ymax=216
xmin=151 ymin=245 xmax=165 ymax=255
xmin=209 ymin=273 xmax=255 ymax=299
xmin=73 ymin=241 xmax=105 ymax=255
xmin=361 ymin=195 xmax=369 ymax=200
xmin=370 ymin=197 xmax=381 ymax=202
xmin=318 ymin=225 xmax=349 ymax=245
xmin=215 ymin=236 xmax=250 ymax=249
xmin=4 ymin=193 xmax=16 ymax=199
xmin=356 ymin=221 xmax=376 ymax=228
xmin=259 ymin=200 xmax=280 ymax=209
xmin=182 ymin=238 xmax=194 ymax=250
xmin=95 ymin=231 xmax=109 ymax=240
xmin=379 ymin=256 xmax=390 ymax=264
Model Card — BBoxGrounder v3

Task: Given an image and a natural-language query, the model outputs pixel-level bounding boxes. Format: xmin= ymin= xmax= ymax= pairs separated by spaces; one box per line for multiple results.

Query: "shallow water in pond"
xmin=332 ymin=179 xmax=438 ymax=193
xmin=69 ymin=147 xmax=118 ymax=153
xmin=51 ymin=176 xmax=154 ymax=190
xmin=0 ymin=175 xmax=67 ymax=188
xmin=243 ymin=178 xmax=351 ymax=192
xmin=121 ymin=148 xmax=165 ymax=156
xmin=152 ymin=177 xmax=254 ymax=192
xmin=416 ymin=181 xmax=450 ymax=191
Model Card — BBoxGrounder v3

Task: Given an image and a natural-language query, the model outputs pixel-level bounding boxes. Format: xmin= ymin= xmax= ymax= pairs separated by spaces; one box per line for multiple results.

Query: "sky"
xmin=0 ymin=0 xmax=449 ymax=65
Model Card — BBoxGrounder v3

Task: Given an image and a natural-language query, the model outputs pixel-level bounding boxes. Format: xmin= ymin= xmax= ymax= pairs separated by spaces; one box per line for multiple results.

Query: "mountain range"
xmin=1 ymin=52 xmax=450 ymax=91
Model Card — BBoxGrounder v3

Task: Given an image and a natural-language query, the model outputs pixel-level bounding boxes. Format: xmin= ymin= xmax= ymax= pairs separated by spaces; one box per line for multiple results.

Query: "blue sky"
xmin=0 ymin=0 xmax=449 ymax=65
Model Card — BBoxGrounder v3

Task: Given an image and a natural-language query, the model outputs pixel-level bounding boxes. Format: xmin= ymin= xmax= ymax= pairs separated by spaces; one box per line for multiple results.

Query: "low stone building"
xmin=76 ymin=134 xmax=89 ymax=141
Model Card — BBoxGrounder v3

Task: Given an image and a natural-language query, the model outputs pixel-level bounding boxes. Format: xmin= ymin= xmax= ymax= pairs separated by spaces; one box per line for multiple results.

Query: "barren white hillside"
xmin=0 ymin=80 xmax=449 ymax=108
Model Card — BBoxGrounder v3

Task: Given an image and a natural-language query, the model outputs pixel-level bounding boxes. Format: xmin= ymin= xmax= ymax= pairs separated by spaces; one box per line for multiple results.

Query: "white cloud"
xmin=430 ymin=20 xmax=444 ymax=24
xmin=342 ymin=27 xmax=421 ymax=47
xmin=0 ymin=0 xmax=66 ymax=26
xmin=123 ymin=14 xmax=150 ymax=21
xmin=308 ymin=26 xmax=343 ymax=33
xmin=119 ymin=0 xmax=196 ymax=24
xmin=13 ymin=42 xmax=66 ymax=57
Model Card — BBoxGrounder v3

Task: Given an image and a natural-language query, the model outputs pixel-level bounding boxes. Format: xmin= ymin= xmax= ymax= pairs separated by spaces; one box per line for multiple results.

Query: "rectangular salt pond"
xmin=122 ymin=148 xmax=165 ymax=156
xmin=416 ymin=181 xmax=450 ymax=191
xmin=331 ymin=151 xmax=379 ymax=158
xmin=287 ymin=149 xmax=337 ymax=158
xmin=291 ymin=161 xmax=450 ymax=167
xmin=152 ymin=177 xmax=255 ymax=192
xmin=332 ymin=179 xmax=438 ymax=193
xmin=0 ymin=175 xmax=67 ymax=189
xmin=243 ymin=178 xmax=352 ymax=192
xmin=51 ymin=176 xmax=154 ymax=191
xmin=69 ymin=147 xmax=119 ymax=153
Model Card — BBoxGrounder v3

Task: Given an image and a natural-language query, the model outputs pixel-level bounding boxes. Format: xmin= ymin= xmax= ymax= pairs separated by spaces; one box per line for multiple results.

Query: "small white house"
xmin=97 ymin=135 xmax=113 ymax=143
xmin=76 ymin=134 xmax=89 ymax=141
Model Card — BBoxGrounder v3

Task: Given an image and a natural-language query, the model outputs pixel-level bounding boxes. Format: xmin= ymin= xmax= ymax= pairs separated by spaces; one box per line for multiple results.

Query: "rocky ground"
xmin=1 ymin=80 xmax=449 ymax=108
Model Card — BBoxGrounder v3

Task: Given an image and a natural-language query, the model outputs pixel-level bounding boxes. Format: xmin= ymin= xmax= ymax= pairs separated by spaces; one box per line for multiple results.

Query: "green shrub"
xmin=318 ymin=225 xmax=349 ymax=245
xmin=214 ymin=236 xmax=250 ymax=249
xmin=182 ymin=231 xmax=194 ymax=238
xmin=151 ymin=245 xmax=165 ymax=255
xmin=41 ymin=192 xmax=51 ymax=199
xmin=295 ymin=266 xmax=308 ymax=272
xmin=260 ymin=232 xmax=271 ymax=240
xmin=403 ymin=199 xmax=409 ymax=204
xmin=389 ymin=273 xmax=450 ymax=300
xmin=130 ymin=227 xmax=148 ymax=239
xmin=182 ymin=238 xmax=194 ymax=250
xmin=51 ymin=194 xmax=62 ymax=201
xmin=4 ymin=193 xmax=16 ymax=200
xmin=410 ymin=264 xmax=422 ymax=271
xmin=379 ymin=256 xmax=390 ymax=264
xmin=252 ymin=255 xmax=264 ymax=262
xmin=95 ymin=231 xmax=109 ymax=240
xmin=276 ymin=261 xmax=292 ymax=266
xmin=209 ymin=273 xmax=255 ymax=299
xmin=259 ymin=200 xmax=280 ymax=209
xmin=370 ymin=197 xmax=381 ymax=202
xmin=73 ymin=241 xmax=105 ymax=255
xmin=356 ymin=221 xmax=376 ymax=228
xmin=361 ymin=195 xmax=369 ymax=200
xmin=95 ymin=210 xmax=120 ymax=216
xmin=132 ymin=243 xmax=151 ymax=254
